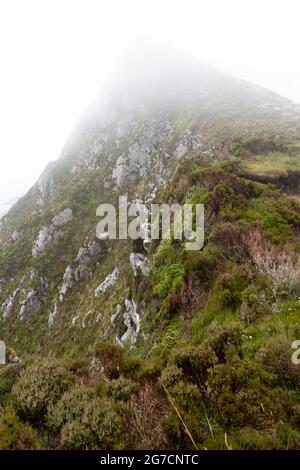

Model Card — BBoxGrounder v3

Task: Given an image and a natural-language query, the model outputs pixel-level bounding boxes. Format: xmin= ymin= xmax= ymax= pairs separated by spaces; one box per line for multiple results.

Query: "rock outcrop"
xmin=95 ymin=268 xmax=119 ymax=296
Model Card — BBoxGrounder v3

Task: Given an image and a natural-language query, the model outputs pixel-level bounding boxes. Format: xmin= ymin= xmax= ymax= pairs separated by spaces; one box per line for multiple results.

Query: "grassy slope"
xmin=0 ymin=85 xmax=300 ymax=448
xmin=1 ymin=151 xmax=300 ymax=449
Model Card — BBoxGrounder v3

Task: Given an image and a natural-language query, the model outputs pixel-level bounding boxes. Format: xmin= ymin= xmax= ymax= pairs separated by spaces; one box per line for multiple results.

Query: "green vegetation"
xmin=2 ymin=152 xmax=299 ymax=449
xmin=0 ymin=78 xmax=300 ymax=450
xmin=244 ymin=151 xmax=300 ymax=174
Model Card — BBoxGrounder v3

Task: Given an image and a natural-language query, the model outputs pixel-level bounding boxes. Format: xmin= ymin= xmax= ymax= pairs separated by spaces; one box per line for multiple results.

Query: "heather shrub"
xmin=0 ymin=405 xmax=21 ymax=450
xmin=203 ymin=427 xmax=282 ymax=450
xmin=106 ymin=378 xmax=137 ymax=401
xmin=239 ymin=284 xmax=273 ymax=324
xmin=128 ymin=383 xmax=165 ymax=449
xmin=152 ymin=241 xmax=185 ymax=301
xmin=159 ymin=365 xmax=183 ymax=390
xmin=60 ymin=420 xmax=91 ymax=450
xmin=208 ymin=322 xmax=242 ymax=362
xmin=12 ymin=359 xmax=74 ymax=422
xmin=95 ymin=342 xmax=124 ymax=378
xmin=215 ymin=265 xmax=251 ymax=309
xmin=82 ymin=398 xmax=123 ymax=447
xmin=47 ymin=385 xmax=96 ymax=431
xmin=0 ymin=365 xmax=18 ymax=398
xmin=169 ymin=345 xmax=217 ymax=385
xmin=167 ymin=381 xmax=200 ymax=411
xmin=135 ymin=357 xmax=163 ymax=382
xmin=60 ymin=397 xmax=123 ymax=450
xmin=184 ymin=244 xmax=222 ymax=276
xmin=277 ymin=423 xmax=300 ymax=450
xmin=206 ymin=359 xmax=283 ymax=428
xmin=0 ymin=405 xmax=39 ymax=450
xmin=257 ymin=335 xmax=300 ymax=387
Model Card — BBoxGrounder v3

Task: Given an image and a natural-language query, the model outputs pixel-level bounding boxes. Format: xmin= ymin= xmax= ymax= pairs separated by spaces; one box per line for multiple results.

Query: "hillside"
xmin=0 ymin=49 xmax=300 ymax=450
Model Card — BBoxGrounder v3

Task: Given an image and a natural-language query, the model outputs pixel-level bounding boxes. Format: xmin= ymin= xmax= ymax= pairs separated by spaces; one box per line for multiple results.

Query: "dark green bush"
xmin=208 ymin=322 xmax=242 ymax=362
xmin=216 ymin=265 xmax=251 ymax=309
xmin=0 ymin=365 xmax=18 ymax=398
xmin=206 ymin=359 xmax=283 ymax=428
xmin=170 ymin=345 xmax=217 ymax=385
xmin=0 ymin=405 xmax=39 ymax=450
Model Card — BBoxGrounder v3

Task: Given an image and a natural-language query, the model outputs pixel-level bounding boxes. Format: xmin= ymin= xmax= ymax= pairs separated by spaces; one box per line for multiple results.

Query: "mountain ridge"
xmin=1 ymin=49 xmax=300 ymax=450
xmin=0 ymin=50 xmax=300 ymax=354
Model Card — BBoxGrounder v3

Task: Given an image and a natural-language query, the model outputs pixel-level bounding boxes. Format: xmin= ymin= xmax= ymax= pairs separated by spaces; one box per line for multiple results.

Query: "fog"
xmin=0 ymin=0 xmax=299 ymax=214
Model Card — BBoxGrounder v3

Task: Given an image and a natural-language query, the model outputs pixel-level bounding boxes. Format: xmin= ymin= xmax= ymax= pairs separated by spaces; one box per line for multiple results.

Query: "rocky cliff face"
xmin=0 ymin=49 xmax=299 ymax=356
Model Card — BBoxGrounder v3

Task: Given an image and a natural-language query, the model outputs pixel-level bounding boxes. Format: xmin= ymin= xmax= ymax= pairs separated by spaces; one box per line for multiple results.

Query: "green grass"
xmin=243 ymin=151 xmax=300 ymax=174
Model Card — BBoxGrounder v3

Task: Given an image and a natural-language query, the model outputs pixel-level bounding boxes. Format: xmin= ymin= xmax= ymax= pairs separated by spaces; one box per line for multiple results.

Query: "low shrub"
xmin=106 ymin=378 xmax=137 ymax=401
xmin=12 ymin=359 xmax=73 ymax=422
xmin=169 ymin=345 xmax=217 ymax=385
xmin=257 ymin=335 xmax=300 ymax=387
xmin=0 ymin=365 xmax=19 ymax=398
xmin=47 ymin=386 xmax=96 ymax=432
xmin=206 ymin=359 xmax=283 ymax=428
xmin=61 ymin=397 xmax=123 ymax=450
xmin=208 ymin=322 xmax=242 ymax=362
xmin=233 ymin=427 xmax=282 ymax=450
xmin=95 ymin=343 xmax=124 ymax=378
xmin=0 ymin=405 xmax=39 ymax=450
xmin=159 ymin=365 xmax=183 ymax=390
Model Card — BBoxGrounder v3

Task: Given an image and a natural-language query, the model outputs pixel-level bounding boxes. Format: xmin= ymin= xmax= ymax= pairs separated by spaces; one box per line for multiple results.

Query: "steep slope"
xmin=0 ymin=48 xmax=299 ymax=358
xmin=1 ymin=48 xmax=300 ymax=450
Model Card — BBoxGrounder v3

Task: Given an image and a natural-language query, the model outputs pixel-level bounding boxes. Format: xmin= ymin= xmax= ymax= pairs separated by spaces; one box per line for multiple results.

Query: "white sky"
xmin=0 ymin=0 xmax=299 ymax=212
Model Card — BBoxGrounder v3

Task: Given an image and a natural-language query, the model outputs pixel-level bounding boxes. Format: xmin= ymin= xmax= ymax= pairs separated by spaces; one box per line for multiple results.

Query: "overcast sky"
xmin=0 ymin=0 xmax=299 ymax=213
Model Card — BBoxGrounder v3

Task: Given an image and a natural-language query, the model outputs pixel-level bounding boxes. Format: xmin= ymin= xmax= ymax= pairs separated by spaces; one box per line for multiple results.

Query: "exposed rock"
xmin=52 ymin=208 xmax=73 ymax=227
xmin=81 ymin=310 xmax=92 ymax=328
xmin=19 ymin=290 xmax=38 ymax=320
xmin=141 ymin=221 xmax=152 ymax=251
xmin=19 ymin=277 xmax=48 ymax=320
xmin=7 ymin=349 xmax=19 ymax=364
xmin=174 ymin=143 xmax=188 ymax=159
xmin=95 ymin=268 xmax=119 ymax=296
xmin=90 ymin=357 xmax=103 ymax=376
xmin=111 ymin=304 xmax=121 ymax=325
xmin=1 ymin=288 xmax=20 ymax=319
xmin=59 ymin=241 xmax=101 ymax=301
xmin=116 ymin=299 xmax=141 ymax=347
xmin=59 ymin=265 xmax=74 ymax=302
xmin=36 ymin=172 xmax=59 ymax=206
xmin=71 ymin=314 xmax=79 ymax=326
xmin=11 ymin=230 xmax=22 ymax=242
xmin=129 ymin=253 xmax=150 ymax=276
xmin=48 ymin=301 xmax=58 ymax=327
xmin=29 ymin=269 xmax=38 ymax=280
xmin=32 ymin=225 xmax=60 ymax=257
xmin=112 ymin=117 xmax=172 ymax=188
xmin=32 ymin=208 xmax=73 ymax=256
xmin=0 ymin=340 xmax=5 ymax=364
